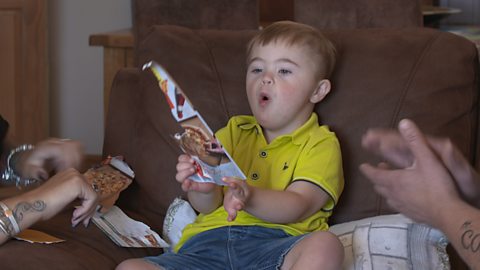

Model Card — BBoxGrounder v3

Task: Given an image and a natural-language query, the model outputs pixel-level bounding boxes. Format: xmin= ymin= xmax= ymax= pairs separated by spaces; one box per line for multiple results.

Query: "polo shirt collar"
xmin=238 ymin=113 xmax=319 ymax=146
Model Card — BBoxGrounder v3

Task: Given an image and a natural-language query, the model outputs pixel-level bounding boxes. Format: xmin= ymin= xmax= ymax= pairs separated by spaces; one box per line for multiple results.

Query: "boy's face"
xmin=246 ymin=41 xmax=330 ymax=140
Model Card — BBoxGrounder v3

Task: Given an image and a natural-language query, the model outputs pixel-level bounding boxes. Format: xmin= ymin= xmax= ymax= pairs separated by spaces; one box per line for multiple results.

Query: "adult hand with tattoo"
xmin=16 ymin=138 xmax=84 ymax=181
xmin=0 ymin=168 xmax=98 ymax=245
xmin=360 ymin=119 xmax=480 ymax=268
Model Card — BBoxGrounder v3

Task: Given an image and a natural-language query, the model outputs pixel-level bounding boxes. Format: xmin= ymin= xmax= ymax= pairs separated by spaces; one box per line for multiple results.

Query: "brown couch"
xmin=293 ymin=0 xmax=423 ymax=29
xmin=0 ymin=24 xmax=478 ymax=269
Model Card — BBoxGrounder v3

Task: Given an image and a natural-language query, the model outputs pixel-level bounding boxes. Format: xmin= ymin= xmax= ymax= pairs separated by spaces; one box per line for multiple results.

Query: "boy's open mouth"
xmin=259 ymin=93 xmax=270 ymax=105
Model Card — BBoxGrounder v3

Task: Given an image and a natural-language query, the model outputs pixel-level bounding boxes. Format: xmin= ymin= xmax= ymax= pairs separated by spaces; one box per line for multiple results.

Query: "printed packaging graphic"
xmin=143 ymin=61 xmax=245 ymax=185
xmin=93 ymin=206 xmax=168 ymax=248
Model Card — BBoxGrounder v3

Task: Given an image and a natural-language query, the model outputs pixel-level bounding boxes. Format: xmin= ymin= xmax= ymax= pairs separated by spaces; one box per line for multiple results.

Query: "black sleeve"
xmin=0 ymin=115 xmax=8 ymax=143
xmin=0 ymin=115 xmax=9 ymax=164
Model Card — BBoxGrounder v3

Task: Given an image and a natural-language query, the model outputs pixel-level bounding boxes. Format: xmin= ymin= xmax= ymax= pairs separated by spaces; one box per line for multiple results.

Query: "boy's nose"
xmin=262 ymin=78 xmax=272 ymax=85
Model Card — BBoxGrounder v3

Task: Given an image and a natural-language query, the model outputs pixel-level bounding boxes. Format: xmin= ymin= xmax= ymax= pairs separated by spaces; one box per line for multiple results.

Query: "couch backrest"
xmin=294 ymin=0 xmax=423 ymax=29
xmin=132 ymin=0 xmax=259 ymax=64
xmin=104 ymin=25 xmax=479 ymax=232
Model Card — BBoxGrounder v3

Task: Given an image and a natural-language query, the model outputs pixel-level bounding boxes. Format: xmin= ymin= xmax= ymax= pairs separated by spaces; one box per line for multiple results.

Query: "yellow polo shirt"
xmin=174 ymin=113 xmax=344 ymax=252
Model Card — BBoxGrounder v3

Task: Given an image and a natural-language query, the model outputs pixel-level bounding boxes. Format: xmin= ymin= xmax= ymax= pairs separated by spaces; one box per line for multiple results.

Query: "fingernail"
xmin=39 ymin=173 xmax=48 ymax=181
xmin=399 ymin=119 xmax=411 ymax=129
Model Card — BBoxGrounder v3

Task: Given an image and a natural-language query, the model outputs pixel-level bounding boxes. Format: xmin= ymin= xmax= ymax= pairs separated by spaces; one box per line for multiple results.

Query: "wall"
xmin=48 ymin=0 xmax=132 ymax=155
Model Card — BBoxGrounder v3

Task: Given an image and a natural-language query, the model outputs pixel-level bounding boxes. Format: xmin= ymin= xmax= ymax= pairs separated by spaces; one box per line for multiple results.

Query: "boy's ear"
xmin=310 ymin=79 xmax=331 ymax=103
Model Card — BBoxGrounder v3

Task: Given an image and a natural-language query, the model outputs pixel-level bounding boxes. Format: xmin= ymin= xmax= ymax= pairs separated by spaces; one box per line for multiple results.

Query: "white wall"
xmin=48 ymin=0 xmax=132 ymax=155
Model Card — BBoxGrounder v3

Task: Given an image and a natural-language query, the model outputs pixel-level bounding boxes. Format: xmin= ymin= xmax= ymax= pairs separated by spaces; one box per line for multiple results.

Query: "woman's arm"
xmin=436 ymin=199 xmax=480 ymax=268
xmin=0 ymin=168 xmax=98 ymax=245
xmin=360 ymin=119 xmax=480 ymax=269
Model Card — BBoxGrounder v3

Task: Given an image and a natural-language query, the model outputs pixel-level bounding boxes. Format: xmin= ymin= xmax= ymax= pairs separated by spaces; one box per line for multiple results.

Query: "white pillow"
xmin=329 ymin=214 xmax=450 ymax=270
xmin=162 ymin=197 xmax=197 ymax=247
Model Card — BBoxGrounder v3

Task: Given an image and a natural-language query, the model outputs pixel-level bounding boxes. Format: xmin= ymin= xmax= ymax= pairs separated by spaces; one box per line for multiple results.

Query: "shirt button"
xmin=259 ymin=151 xmax=268 ymax=158
xmin=251 ymin=172 xmax=259 ymax=180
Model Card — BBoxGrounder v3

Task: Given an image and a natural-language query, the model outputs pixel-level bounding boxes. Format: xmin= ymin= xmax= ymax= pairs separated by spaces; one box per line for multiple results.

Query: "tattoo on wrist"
xmin=13 ymin=200 xmax=46 ymax=222
xmin=461 ymin=221 xmax=480 ymax=253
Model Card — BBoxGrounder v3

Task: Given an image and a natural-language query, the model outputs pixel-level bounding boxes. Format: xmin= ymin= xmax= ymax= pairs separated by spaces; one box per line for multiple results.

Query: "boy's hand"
xmin=223 ymin=177 xmax=250 ymax=222
xmin=175 ymin=154 xmax=216 ymax=193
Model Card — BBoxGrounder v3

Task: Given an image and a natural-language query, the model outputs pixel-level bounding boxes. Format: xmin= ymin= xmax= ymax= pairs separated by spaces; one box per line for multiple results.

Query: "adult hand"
xmin=222 ymin=177 xmax=250 ymax=222
xmin=362 ymin=123 xmax=480 ymax=207
xmin=428 ymin=137 xmax=480 ymax=207
xmin=35 ymin=168 xmax=98 ymax=227
xmin=360 ymin=119 xmax=463 ymax=227
xmin=361 ymin=128 xmax=414 ymax=168
xmin=0 ymin=168 xmax=98 ymax=241
xmin=18 ymin=138 xmax=84 ymax=181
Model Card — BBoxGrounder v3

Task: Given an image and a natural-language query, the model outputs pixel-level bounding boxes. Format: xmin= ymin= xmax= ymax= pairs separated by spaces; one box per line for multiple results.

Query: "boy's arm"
xmin=176 ymin=154 xmax=223 ymax=214
xmin=224 ymin=178 xmax=330 ymax=223
xmin=186 ymin=187 xmax=223 ymax=214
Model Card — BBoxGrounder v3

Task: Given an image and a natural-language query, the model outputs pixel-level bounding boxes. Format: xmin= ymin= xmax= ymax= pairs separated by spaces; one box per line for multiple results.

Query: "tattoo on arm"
xmin=461 ymin=221 xmax=480 ymax=253
xmin=12 ymin=200 xmax=46 ymax=222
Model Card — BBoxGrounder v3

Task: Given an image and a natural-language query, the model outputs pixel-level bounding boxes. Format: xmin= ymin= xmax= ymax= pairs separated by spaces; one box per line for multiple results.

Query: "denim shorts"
xmin=144 ymin=225 xmax=306 ymax=270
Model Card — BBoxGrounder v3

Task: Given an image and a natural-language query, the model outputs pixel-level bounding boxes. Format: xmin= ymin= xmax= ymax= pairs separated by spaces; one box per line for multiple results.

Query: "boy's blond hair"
xmin=247 ymin=21 xmax=336 ymax=79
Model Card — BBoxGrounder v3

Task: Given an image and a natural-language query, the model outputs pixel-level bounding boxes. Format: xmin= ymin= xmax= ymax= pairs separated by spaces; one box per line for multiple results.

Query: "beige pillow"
xmin=329 ymin=214 xmax=450 ymax=270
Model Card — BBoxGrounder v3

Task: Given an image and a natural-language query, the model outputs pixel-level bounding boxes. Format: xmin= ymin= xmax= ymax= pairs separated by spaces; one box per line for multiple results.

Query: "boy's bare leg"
xmin=116 ymin=258 xmax=163 ymax=270
xmin=281 ymin=231 xmax=344 ymax=270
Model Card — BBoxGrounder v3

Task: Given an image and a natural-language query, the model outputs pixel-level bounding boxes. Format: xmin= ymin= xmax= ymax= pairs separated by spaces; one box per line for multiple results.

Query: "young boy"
xmin=117 ymin=21 xmax=344 ymax=270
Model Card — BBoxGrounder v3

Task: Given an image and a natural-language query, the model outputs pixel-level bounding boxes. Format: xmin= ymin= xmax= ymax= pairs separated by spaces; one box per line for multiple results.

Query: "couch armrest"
xmin=103 ymin=68 xmax=141 ymax=164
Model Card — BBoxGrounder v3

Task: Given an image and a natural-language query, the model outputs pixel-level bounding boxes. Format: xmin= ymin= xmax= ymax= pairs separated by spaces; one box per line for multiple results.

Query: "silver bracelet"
xmin=0 ymin=217 xmax=9 ymax=236
xmin=0 ymin=202 xmax=19 ymax=237
xmin=1 ymin=144 xmax=40 ymax=188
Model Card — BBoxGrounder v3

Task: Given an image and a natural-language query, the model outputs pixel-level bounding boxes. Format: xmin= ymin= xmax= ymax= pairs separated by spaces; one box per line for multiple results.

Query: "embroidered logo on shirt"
xmin=283 ymin=162 xmax=289 ymax=170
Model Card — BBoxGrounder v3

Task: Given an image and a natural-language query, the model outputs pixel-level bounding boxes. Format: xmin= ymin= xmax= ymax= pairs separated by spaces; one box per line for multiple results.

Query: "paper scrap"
xmin=14 ymin=229 xmax=65 ymax=244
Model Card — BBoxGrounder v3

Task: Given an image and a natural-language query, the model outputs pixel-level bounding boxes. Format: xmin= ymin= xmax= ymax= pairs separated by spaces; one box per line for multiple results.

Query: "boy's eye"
xmin=251 ymin=68 xmax=262 ymax=74
xmin=278 ymin=69 xmax=292 ymax=75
